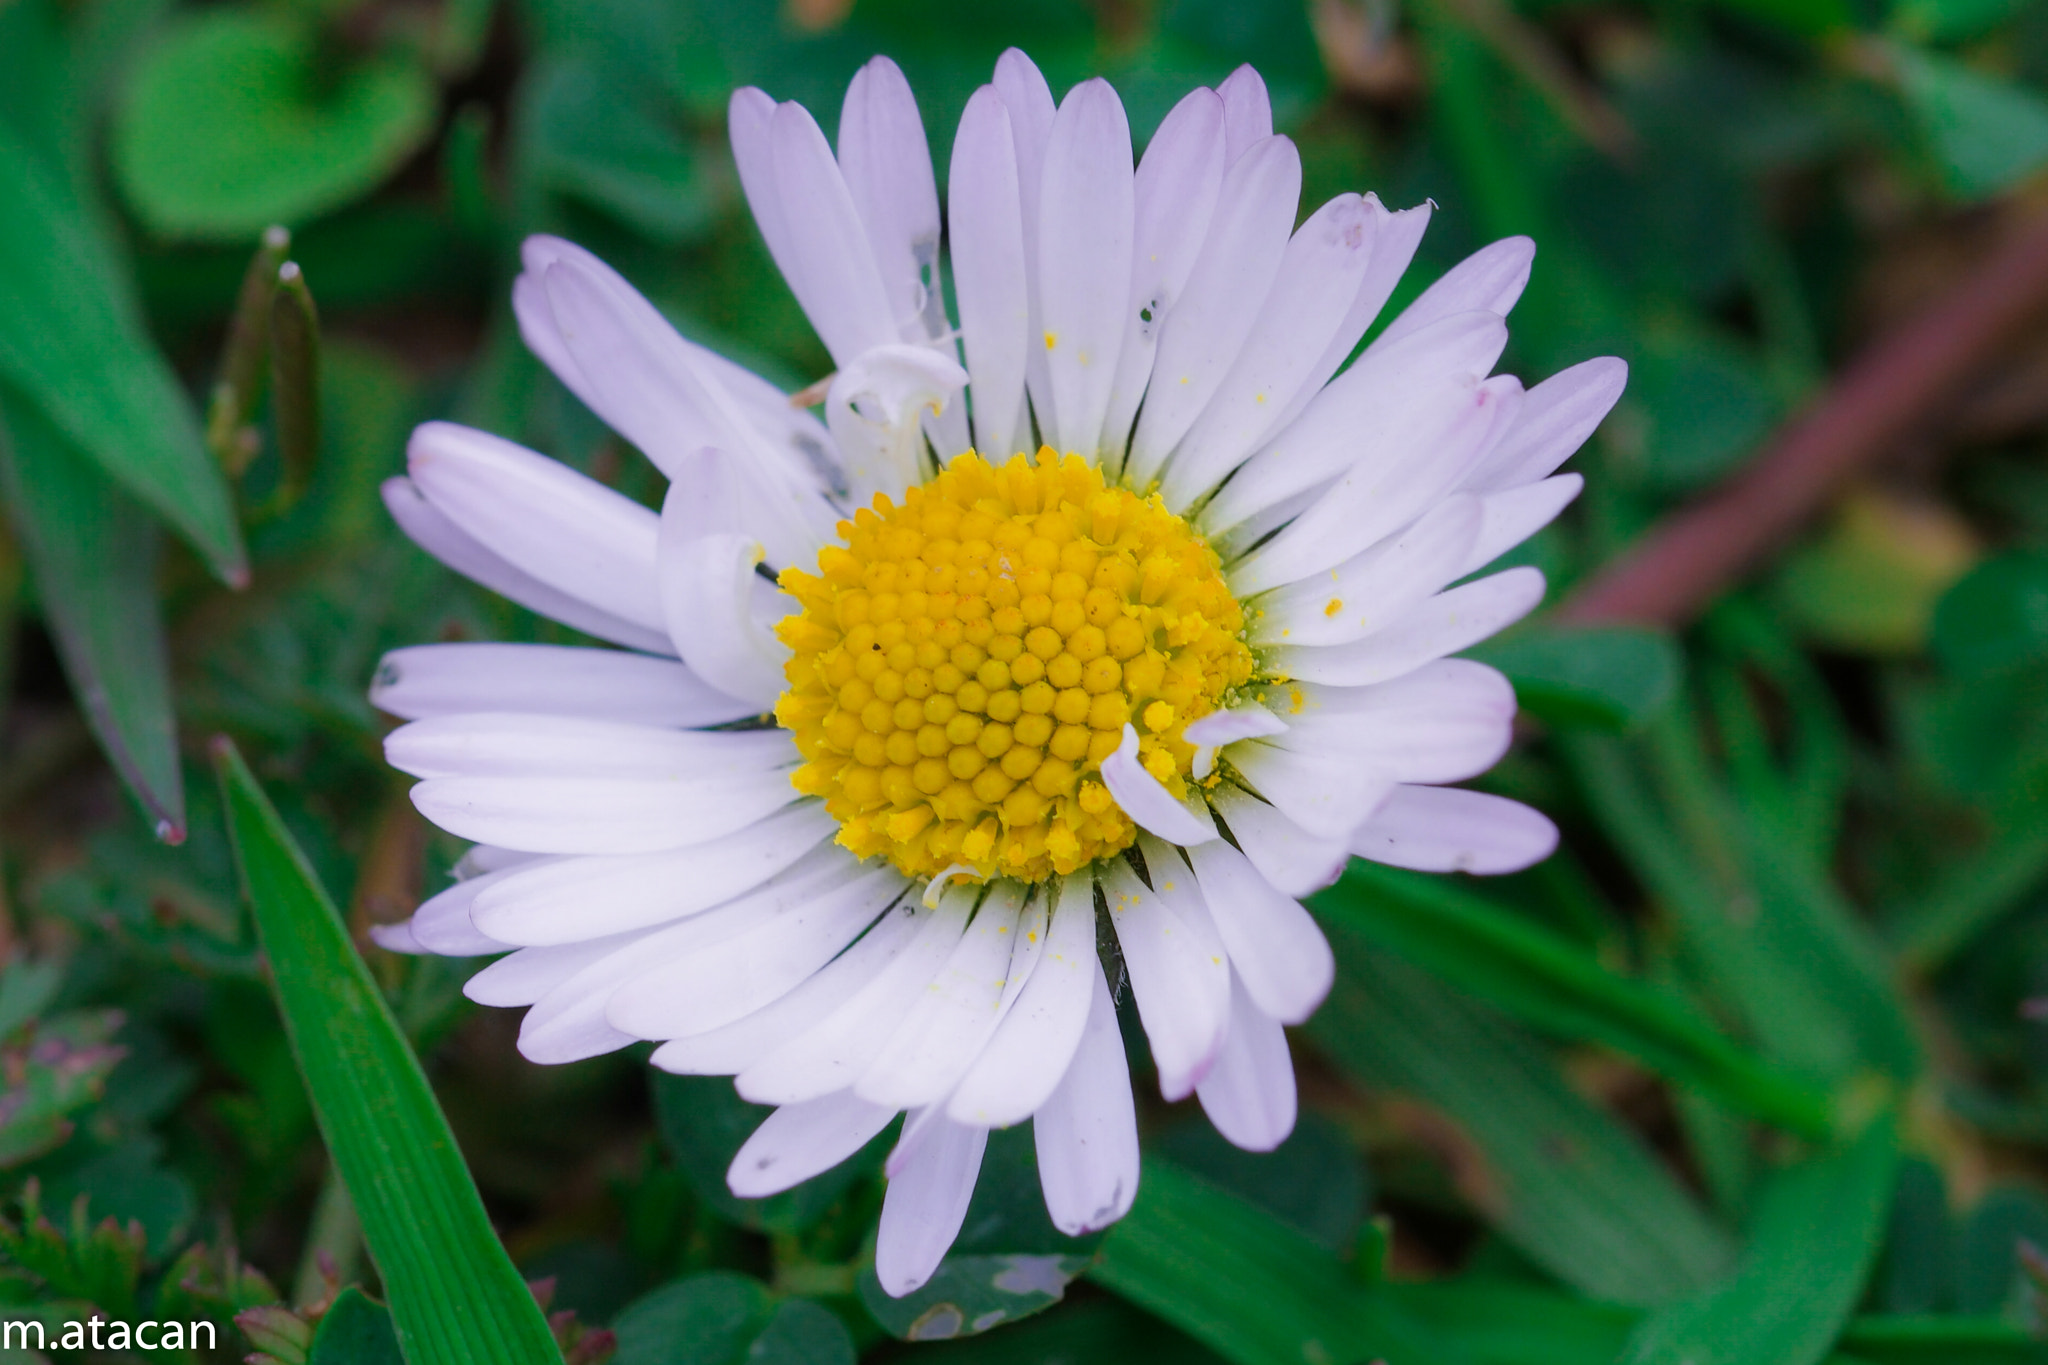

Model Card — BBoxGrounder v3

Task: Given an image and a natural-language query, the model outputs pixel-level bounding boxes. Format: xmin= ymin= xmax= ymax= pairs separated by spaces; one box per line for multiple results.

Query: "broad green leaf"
xmin=1704 ymin=0 xmax=1855 ymax=37
xmin=309 ymin=1288 xmax=404 ymax=1365
xmin=211 ymin=740 xmax=560 ymax=1365
xmin=1954 ymin=1184 xmax=2048 ymax=1314
xmin=0 ymin=391 xmax=184 ymax=836
xmin=609 ymin=1272 xmax=849 ymax=1365
xmin=1468 ymin=625 xmax=1680 ymax=733
xmin=1892 ymin=43 xmax=2048 ymax=199
xmin=111 ymin=10 xmax=436 ymax=239
xmin=1930 ymin=551 xmax=2048 ymax=677
xmin=1307 ymin=931 xmax=1736 ymax=1304
xmin=1312 ymin=862 xmax=1835 ymax=1138
xmin=910 ymin=1297 xmax=1227 ymax=1365
xmin=0 ymin=124 xmax=244 ymax=581
xmin=1774 ymin=489 xmax=1980 ymax=655
xmin=1090 ymin=1158 xmax=1462 ymax=1365
xmin=1839 ymin=1315 xmax=2048 ymax=1364
xmin=1624 ymin=327 xmax=1781 ymax=490
xmin=858 ymin=1125 xmax=1106 ymax=1341
xmin=652 ymin=1072 xmax=881 ymax=1234
xmin=1890 ymin=0 xmax=2031 ymax=42
xmin=1153 ymin=1112 xmax=1369 ymax=1252
xmin=1877 ymin=1160 xmax=1954 ymax=1314
xmin=527 ymin=60 xmax=727 ymax=244
xmin=1618 ymin=1117 xmax=1897 ymax=1365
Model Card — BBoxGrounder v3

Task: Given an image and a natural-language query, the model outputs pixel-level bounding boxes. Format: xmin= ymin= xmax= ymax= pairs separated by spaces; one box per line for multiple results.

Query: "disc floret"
xmin=776 ymin=449 xmax=1254 ymax=882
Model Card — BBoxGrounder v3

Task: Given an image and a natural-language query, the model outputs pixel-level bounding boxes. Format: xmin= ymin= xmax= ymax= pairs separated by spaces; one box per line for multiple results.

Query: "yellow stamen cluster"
xmin=776 ymin=449 xmax=1254 ymax=882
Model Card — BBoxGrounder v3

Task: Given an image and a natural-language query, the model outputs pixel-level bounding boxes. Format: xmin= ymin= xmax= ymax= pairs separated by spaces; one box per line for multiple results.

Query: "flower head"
xmin=371 ymin=49 xmax=1622 ymax=1297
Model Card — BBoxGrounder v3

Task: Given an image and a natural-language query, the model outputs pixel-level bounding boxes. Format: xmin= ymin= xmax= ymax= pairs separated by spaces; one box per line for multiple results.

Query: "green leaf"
xmin=210 ymin=739 xmax=561 ymax=1365
xmin=1090 ymin=1158 xmax=1462 ymax=1365
xmin=0 ymin=1009 xmax=125 ymax=1168
xmin=1618 ymin=1116 xmax=1897 ymax=1365
xmin=309 ymin=1288 xmax=404 ymax=1365
xmin=527 ymin=59 xmax=728 ymax=244
xmin=1468 ymin=625 xmax=1680 ymax=733
xmin=1892 ymin=43 xmax=2048 ymax=199
xmin=652 ymin=1072 xmax=881 ymax=1234
xmin=1152 ymin=1112 xmax=1369 ymax=1252
xmin=1312 ymin=862 xmax=1835 ymax=1138
xmin=1930 ymin=551 xmax=2048 ymax=678
xmin=111 ymin=11 xmax=437 ymax=239
xmin=858 ymin=1125 xmax=1106 ymax=1341
xmin=904 ymin=1297 xmax=1228 ymax=1365
xmin=1839 ymin=1315 xmax=2048 ymax=1365
xmin=1890 ymin=0 xmax=2032 ymax=43
xmin=0 ymin=391 xmax=184 ymax=836
xmin=609 ymin=1272 xmax=850 ymax=1365
xmin=1306 ymin=932 xmax=1737 ymax=1305
xmin=1954 ymin=1184 xmax=2048 ymax=1314
xmin=0 ymin=123 xmax=244 ymax=581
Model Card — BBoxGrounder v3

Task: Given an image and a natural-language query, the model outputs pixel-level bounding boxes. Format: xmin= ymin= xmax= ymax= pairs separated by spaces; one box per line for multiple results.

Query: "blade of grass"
xmin=1089 ymin=1157 xmax=1464 ymax=1365
xmin=211 ymin=738 xmax=559 ymax=1365
xmin=1309 ymin=927 xmax=1736 ymax=1304
xmin=0 ymin=120 xmax=245 ymax=584
xmin=1618 ymin=1116 xmax=1898 ymax=1365
xmin=1311 ymin=861 xmax=1836 ymax=1138
xmin=0 ymin=389 xmax=183 ymax=839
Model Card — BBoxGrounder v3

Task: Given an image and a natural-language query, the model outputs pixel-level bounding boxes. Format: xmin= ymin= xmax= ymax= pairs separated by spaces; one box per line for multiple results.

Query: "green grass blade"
xmin=211 ymin=739 xmax=560 ymax=1365
xmin=0 ymin=120 xmax=245 ymax=584
xmin=1619 ymin=1117 xmax=1898 ymax=1365
xmin=1309 ymin=928 xmax=1737 ymax=1305
xmin=1089 ymin=1158 xmax=1464 ymax=1365
xmin=1312 ymin=861 xmax=1836 ymax=1139
xmin=0 ymin=390 xmax=183 ymax=839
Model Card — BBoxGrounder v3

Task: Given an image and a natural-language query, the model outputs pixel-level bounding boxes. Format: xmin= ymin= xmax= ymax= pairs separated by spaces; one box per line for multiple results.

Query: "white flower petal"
xmin=1195 ymin=973 xmax=1296 ymax=1152
xmin=605 ymin=861 xmax=905 ymax=1036
xmin=656 ymin=521 xmax=792 ymax=708
xmin=385 ymin=713 xmax=793 ymax=781
xmin=729 ymin=88 xmax=801 ymax=305
xmin=652 ymin=901 xmax=927 ymax=1076
xmin=1351 ymin=785 xmax=1559 ymax=874
xmin=1259 ymin=660 xmax=1518 ymax=785
xmin=1230 ymin=374 xmax=1523 ymax=594
xmin=1037 ymin=78 xmax=1134 ymax=457
xmin=1271 ymin=566 xmax=1547 ymax=687
xmin=1200 ymin=310 xmax=1508 ymax=537
xmin=1227 ymin=740 xmax=1394 ymax=841
xmin=768 ymin=99 xmax=900 ymax=365
xmin=729 ymin=1091 xmax=899 ymax=1200
xmin=947 ymin=876 xmax=1095 ymax=1126
xmin=875 ymin=1118 xmax=988 ymax=1298
xmin=857 ymin=881 xmax=1028 ymax=1109
xmin=1262 ymin=197 xmax=1434 ymax=440
xmin=1160 ymin=192 xmax=1382 ymax=509
xmin=408 ymin=863 xmax=531 ymax=955
xmin=405 ymin=422 xmax=665 ymax=633
xmin=1208 ymin=785 xmax=1351 ymax=898
xmin=1459 ymin=474 xmax=1582 ymax=579
xmin=949 ymin=87 xmax=1031 ymax=461
xmin=368 ymin=920 xmax=425 ymax=953
xmin=838 ymin=56 xmax=944 ymax=342
xmin=825 ymin=344 xmax=968 ymax=506
xmin=370 ymin=643 xmax=752 ymax=728
xmin=1101 ymin=87 xmax=1226 ymax=468
xmin=993 ymin=49 xmax=1059 ymax=443
xmin=1467 ymin=355 xmax=1626 ymax=491
xmin=470 ymin=802 xmax=836 ymax=946
xmin=1250 ymin=494 xmax=1483 ymax=648
xmin=1101 ymin=854 xmax=1229 ymax=1101
xmin=464 ymin=932 xmax=640 ymax=1007
xmin=1182 ymin=837 xmax=1333 ymax=1025
xmin=737 ymin=885 xmax=974 ymax=1105
xmin=1216 ymin=65 xmax=1272 ymax=163
xmin=1372 ymin=236 xmax=1535 ymax=350
xmin=409 ymin=766 xmax=798 ymax=856
xmin=1101 ymin=724 xmax=1219 ymax=846
xmin=1123 ymin=136 xmax=1300 ymax=489
xmin=1182 ymin=705 xmax=1287 ymax=747
xmin=1033 ymin=957 xmax=1139 ymax=1234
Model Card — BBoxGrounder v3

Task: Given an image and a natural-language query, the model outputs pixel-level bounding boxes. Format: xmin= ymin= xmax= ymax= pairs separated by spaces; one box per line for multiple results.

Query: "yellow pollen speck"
xmin=1044 ymin=331 xmax=1058 ymax=350
xmin=775 ymin=448 xmax=1253 ymax=883
xmin=1324 ymin=598 xmax=1343 ymax=617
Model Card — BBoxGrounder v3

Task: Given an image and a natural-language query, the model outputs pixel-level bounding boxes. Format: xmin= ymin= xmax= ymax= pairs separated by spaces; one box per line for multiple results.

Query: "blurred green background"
xmin=6 ymin=0 xmax=2048 ymax=1360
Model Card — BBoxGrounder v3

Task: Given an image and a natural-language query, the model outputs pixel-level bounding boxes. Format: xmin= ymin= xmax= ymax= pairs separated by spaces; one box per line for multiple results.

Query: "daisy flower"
xmin=369 ymin=49 xmax=1622 ymax=1296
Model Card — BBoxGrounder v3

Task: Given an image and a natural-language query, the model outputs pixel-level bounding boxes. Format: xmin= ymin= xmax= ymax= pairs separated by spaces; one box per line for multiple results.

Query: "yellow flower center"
xmin=775 ymin=449 xmax=1254 ymax=883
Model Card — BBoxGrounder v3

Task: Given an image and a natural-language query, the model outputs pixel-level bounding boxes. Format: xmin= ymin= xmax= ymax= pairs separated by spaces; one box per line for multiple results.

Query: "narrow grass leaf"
xmin=1309 ymin=927 xmax=1736 ymax=1304
xmin=1312 ymin=861 xmax=1835 ymax=1138
xmin=211 ymin=739 xmax=560 ymax=1365
xmin=0 ymin=121 xmax=245 ymax=582
xmin=1089 ymin=1157 xmax=1464 ymax=1365
xmin=1619 ymin=1116 xmax=1898 ymax=1365
xmin=0 ymin=392 xmax=183 ymax=839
